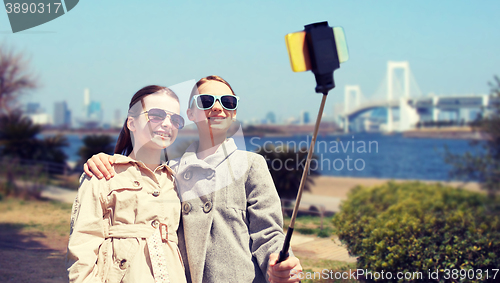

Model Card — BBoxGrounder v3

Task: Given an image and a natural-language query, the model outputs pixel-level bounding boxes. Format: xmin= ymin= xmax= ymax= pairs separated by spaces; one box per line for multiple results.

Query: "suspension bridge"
xmin=342 ymin=61 xmax=493 ymax=133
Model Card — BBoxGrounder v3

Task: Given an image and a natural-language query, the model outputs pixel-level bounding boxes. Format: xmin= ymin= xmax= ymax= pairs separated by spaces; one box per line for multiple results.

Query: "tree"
xmin=36 ymin=134 xmax=69 ymax=174
xmin=0 ymin=46 xmax=37 ymax=114
xmin=445 ymin=76 xmax=500 ymax=196
xmin=0 ymin=46 xmax=66 ymax=198
xmin=255 ymin=144 xmax=320 ymax=200
xmin=0 ymin=110 xmax=41 ymax=158
xmin=0 ymin=111 xmax=68 ymax=174
xmin=78 ymin=135 xmax=115 ymax=168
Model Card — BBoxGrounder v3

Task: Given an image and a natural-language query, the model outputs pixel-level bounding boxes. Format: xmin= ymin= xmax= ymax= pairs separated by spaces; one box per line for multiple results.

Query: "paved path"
xmin=301 ymin=193 xmax=342 ymax=213
xmin=291 ymin=234 xmax=357 ymax=263
xmin=41 ymin=185 xmax=77 ymax=204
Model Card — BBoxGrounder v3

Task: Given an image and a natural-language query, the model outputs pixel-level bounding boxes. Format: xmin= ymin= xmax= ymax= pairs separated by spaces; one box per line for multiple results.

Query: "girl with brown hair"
xmin=67 ymin=85 xmax=187 ymax=283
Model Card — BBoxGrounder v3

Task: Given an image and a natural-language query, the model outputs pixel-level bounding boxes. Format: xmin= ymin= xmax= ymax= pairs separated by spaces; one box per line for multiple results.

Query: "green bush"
xmin=333 ymin=182 xmax=500 ymax=282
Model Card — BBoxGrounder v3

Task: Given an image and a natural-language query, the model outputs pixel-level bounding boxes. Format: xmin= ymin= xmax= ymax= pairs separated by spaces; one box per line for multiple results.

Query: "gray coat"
xmin=169 ymin=138 xmax=288 ymax=283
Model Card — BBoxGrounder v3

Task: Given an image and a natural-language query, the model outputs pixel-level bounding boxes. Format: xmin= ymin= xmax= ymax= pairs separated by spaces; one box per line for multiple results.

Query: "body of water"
xmin=243 ymin=133 xmax=477 ymax=181
xmin=59 ymin=133 xmax=478 ymax=181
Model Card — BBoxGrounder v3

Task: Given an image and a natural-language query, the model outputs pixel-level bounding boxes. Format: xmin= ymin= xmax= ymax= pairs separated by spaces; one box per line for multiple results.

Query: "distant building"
xmin=26 ymin=102 xmax=41 ymax=114
xmin=24 ymin=102 xmax=52 ymax=125
xmin=78 ymin=88 xmax=103 ymax=129
xmin=265 ymin=111 xmax=276 ymax=124
xmin=285 ymin=116 xmax=299 ymax=125
xmin=300 ymin=111 xmax=310 ymax=124
xmin=88 ymin=101 xmax=102 ymax=121
xmin=54 ymin=101 xmax=71 ymax=128
xmin=28 ymin=113 xmax=52 ymax=125
xmin=250 ymin=118 xmax=260 ymax=125
xmin=112 ymin=109 xmax=123 ymax=128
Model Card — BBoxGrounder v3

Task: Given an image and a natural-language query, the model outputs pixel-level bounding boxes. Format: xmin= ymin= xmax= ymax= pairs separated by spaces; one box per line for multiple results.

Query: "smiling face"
xmin=127 ymin=91 xmax=180 ymax=152
xmin=187 ymin=80 xmax=237 ymax=135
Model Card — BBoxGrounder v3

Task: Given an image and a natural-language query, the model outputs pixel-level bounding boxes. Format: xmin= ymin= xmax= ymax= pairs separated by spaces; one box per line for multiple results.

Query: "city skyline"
xmin=21 ymin=80 xmax=489 ymax=128
xmin=1 ymin=1 xmax=498 ymax=124
xmin=23 ymin=93 xmax=318 ymax=128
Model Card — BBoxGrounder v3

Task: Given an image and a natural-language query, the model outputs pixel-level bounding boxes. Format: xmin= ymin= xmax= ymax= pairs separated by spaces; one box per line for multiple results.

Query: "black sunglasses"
xmin=139 ymin=108 xmax=185 ymax=129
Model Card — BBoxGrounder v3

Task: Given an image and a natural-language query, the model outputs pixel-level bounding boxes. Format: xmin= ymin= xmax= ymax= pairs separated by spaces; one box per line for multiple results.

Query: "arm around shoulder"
xmin=83 ymin=153 xmax=117 ymax=180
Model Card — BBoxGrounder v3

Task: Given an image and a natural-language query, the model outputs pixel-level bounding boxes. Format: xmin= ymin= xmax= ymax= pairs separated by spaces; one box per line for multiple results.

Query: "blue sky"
xmin=0 ymin=0 xmax=499 ymax=124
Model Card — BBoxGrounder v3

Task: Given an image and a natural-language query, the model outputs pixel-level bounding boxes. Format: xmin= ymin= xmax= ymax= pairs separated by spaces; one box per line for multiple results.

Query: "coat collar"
xmin=113 ymin=154 xmax=174 ymax=176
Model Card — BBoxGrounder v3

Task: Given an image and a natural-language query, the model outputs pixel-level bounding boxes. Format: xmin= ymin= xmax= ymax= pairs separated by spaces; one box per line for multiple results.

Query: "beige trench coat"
xmin=66 ymin=155 xmax=186 ymax=283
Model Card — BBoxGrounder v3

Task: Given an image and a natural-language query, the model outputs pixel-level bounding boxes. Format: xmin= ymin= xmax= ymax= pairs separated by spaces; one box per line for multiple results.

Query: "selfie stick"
xmin=277 ymin=21 xmax=348 ymax=263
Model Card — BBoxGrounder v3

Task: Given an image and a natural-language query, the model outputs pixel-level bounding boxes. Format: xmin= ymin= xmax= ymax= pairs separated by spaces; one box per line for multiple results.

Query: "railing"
xmin=0 ymin=156 xmax=71 ymax=176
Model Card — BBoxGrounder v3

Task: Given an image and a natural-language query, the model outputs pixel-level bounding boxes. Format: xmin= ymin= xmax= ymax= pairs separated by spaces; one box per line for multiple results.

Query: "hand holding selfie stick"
xmin=277 ymin=21 xmax=348 ymax=263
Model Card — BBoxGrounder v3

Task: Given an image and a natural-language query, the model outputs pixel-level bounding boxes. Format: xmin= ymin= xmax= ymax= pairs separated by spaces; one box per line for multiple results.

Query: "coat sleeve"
xmin=66 ymin=175 xmax=107 ymax=283
xmin=244 ymin=153 xmax=288 ymax=278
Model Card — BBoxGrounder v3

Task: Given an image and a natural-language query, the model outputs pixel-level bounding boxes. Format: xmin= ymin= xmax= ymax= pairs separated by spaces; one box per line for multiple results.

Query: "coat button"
xmin=119 ymin=259 xmax=127 ymax=270
xmin=151 ymin=220 xmax=160 ymax=228
xmin=152 ymin=190 xmax=160 ymax=197
xmin=133 ymin=181 xmax=140 ymax=187
xmin=182 ymin=202 xmax=192 ymax=214
xmin=203 ymin=201 xmax=212 ymax=213
xmin=183 ymin=171 xmax=192 ymax=180
xmin=206 ymin=171 xmax=214 ymax=180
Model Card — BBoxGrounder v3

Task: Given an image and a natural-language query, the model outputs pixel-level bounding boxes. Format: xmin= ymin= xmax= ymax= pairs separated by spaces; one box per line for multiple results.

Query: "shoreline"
xmin=42 ymin=127 xmax=487 ymax=140
xmin=403 ymin=127 xmax=486 ymax=140
xmin=309 ymin=175 xmax=482 ymax=199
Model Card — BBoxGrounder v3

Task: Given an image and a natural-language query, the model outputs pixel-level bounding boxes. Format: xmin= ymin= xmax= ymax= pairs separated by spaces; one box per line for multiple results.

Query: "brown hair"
xmin=114 ymin=85 xmax=179 ymax=156
xmin=188 ymin=75 xmax=236 ymax=109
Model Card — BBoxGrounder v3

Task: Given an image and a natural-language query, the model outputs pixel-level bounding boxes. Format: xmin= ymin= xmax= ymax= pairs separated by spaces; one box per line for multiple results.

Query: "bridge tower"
xmin=344 ymin=85 xmax=362 ymax=133
xmin=386 ymin=61 xmax=418 ymax=132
